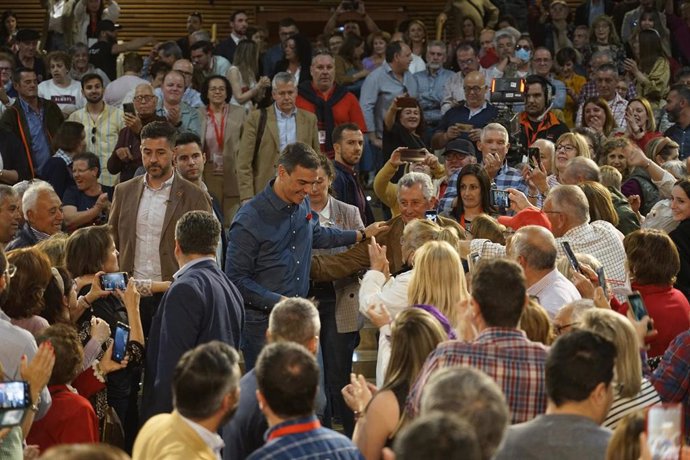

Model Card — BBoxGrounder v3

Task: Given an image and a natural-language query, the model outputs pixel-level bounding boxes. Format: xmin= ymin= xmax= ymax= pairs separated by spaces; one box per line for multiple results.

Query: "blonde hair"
xmin=35 ymin=233 xmax=69 ymax=268
xmin=580 ymin=309 xmax=641 ymax=397
xmin=556 ymin=132 xmax=591 ymax=160
xmin=579 ymin=181 xmax=619 ymax=227
xmin=402 ymin=219 xmax=462 ymax=257
xmin=470 ymin=214 xmax=506 ymax=244
xmin=520 ymin=299 xmax=555 ymax=345
xmin=408 ymin=240 xmax=469 ymax=328
xmin=600 ymin=165 xmax=622 ymax=190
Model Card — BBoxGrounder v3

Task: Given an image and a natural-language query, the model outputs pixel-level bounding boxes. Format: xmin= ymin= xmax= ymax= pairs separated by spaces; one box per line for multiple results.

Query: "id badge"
xmin=318 ymin=130 xmax=327 ymax=145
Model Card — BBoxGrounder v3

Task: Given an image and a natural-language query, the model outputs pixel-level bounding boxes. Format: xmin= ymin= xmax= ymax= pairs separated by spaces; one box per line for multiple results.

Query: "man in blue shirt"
xmin=413 ymin=40 xmax=453 ymax=133
xmin=225 ymin=142 xmax=386 ymax=370
xmin=248 ymin=341 xmax=363 ymax=460
xmin=665 ymin=84 xmax=690 ymax=160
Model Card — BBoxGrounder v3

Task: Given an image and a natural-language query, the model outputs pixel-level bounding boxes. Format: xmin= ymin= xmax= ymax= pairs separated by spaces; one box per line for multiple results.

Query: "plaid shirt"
xmin=438 ymin=164 xmax=528 ymax=216
xmin=406 ymin=328 xmax=549 ymax=423
xmin=575 ymin=92 xmax=628 ymax=130
xmin=649 ymin=330 xmax=690 ymax=439
xmin=577 ymin=79 xmax=637 ymax=107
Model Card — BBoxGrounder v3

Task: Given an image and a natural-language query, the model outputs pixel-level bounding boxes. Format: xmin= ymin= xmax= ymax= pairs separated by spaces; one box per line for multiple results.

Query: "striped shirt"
xmin=407 ymin=328 xmax=549 ymax=424
xmin=604 ymin=378 xmax=660 ymax=430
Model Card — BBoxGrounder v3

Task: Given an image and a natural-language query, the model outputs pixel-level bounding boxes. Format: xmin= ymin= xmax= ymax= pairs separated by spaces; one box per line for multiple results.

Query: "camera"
xmin=342 ymin=0 xmax=360 ymax=11
xmin=490 ymin=189 xmax=510 ymax=208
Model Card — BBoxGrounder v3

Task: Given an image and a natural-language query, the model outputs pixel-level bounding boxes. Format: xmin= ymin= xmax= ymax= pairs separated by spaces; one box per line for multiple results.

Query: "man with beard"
xmin=88 ymin=20 xmax=154 ymax=82
xmin=68 ymin=73 xmax=124 ymax=187
xmin=214 ymin=10 xmax=250 ymax=63
xmin=0 ymin=186 xmax=21 ymax=249
xmin=664 ymin=84 xmax=690 ymax=161
xmin=517 ymin=75 xmax=569 ymax=149
xmin=332 ymin=123 xmax=373 ymax=225
xmin=414 ymin=41 xmax=453 ymax=131
xmin=296 ymin=51 xmax=366 ymax=160
xmin=61 ymin=152 xmax=112 ymax=231
xmin=134 ymin=341 xmax=241 ymax=460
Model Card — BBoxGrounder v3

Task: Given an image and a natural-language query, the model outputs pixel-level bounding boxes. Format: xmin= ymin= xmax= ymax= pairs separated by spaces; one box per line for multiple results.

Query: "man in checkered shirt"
xmin=407 ymin=258 xmax=549 ymax=424
xmin=575 ymin=63 xmax=628 ymax=130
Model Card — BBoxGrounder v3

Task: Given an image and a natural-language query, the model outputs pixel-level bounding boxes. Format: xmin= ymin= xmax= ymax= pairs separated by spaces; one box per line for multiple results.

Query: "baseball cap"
xmin=443 ymin=138 xmax=476 ymax=157
xmin=498 ymin=208 xmax=552 ymax=231
xmin=16 ymin=29 xmax=40 ymax=43
xmin=97 ymin=20 xmax=121 ymax=33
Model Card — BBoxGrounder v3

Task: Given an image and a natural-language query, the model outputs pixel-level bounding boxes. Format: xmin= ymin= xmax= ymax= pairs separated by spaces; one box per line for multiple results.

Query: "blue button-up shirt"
xmin=225 ymin=181 xmax=358 ymax=310
xmin=155 ymin=99 xmax=201 ymax=136
xmin=360 ymin=61 xmax=418 ymax=138
xmin=274 ymin=104 xmax=297 ymax=152
xmin=18 ymin=98 xmax=51 ymax=175
xmin=665 ymin=123 xmax=690 ymax=160
xmin=413 ymin=67 xmax=454 ymax=125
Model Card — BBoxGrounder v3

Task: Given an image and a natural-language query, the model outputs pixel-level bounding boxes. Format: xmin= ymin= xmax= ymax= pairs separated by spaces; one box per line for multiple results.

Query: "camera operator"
xmin=517 ymin=75 xmax=569 ymax=150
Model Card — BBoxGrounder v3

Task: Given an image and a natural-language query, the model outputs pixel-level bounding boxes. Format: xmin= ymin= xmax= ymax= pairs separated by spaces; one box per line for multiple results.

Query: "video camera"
xmin=489 ymin=78 xmax=527 ymax=167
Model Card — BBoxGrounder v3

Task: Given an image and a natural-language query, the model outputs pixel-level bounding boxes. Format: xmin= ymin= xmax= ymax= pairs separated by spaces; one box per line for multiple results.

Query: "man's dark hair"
xmin=670 ymin=84 xmax=690 ymax=104
xmin=546 ymin=330 xmax=616 ymax=407
xmin=80 ymin=72 xmax=104 ymax=89
xmin=53 ymin=121 xmax=85 ymax=152
xmin=255 ymin=342 xmax=319 ymax=419
xmin=200 ymin=75 xmax=231 ymax=105
xmin=149 ymin=60 xmax=172 ymax=80
xmin=173 ymin=341 xmax=240 ymax=420
xmin=471 ymin=258 xmax=526 ymax=327
xmin=158 ymin=41 xmax=183 ymax=60
xmin=190 ymin=40 xmax=214 ymax=55
xmin=141 ymin=121 xmax=177 ymax=147
xmin=456 ymin=42 xmax=478 ymax=56
xmin=385 ymin=40 xmax=405 ymax=63
xmin=332 ymin=123 xmax=361 ymax=145
xmin=230 ymin=9 xmax=247 ymax=22
xmin=278 ymin=17 xmax=298 ymax=29
xmin=278 ymin=142 xmax=322 ymax=173
xmin=675 ymin=66 xmax=690 ymax=83
xmin=525 ymin=74 xmax=552 ymax=103
xmin=597 ymin=62 xmax=619 ymax=75
xmin=122 ymin=53 xmax=143 ymax=73
xmin=175 ymin=131 xmax=202 ymax=149
xmin=175 ymin=210 xmax=219 ymax=255
xmin=72 ymin=152 xmax=101 ymax=178
xmin=556 ymin=47 xmax=578 ymax=67
xmin=12 ymin=66 xmax=35 ymax=84
xmin=393 ymin=413 xmax=482 ymax=460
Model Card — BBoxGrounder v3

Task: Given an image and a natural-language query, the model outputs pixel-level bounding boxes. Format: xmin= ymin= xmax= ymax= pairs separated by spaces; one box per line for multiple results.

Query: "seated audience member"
xmin=133 ymin=341 xmax=241 ymax=460
xmin=142 ymin=211 xmax=243 ymax=423
xmin=38 ymin=51 xmax=86 ymax=116
xmin=334 ymin=34 xmax=370 ymax=96
xmin=576 ymin=64 xmax=628 ymax=130
xmin=407 ymin=258 xmax=549 ymax=423
xmin=493 ymin=330 xmax=616 ymax=460
xmin=470 ymin=214 xmax=506 ymax=244
xmin=190 ymin=40 xmax=231 ymax=80
xmin=624 ymin=97 xmax=662 ymax=153
xmin=108 ymin=83 xmax=164 ymax=182
xmin=3 ymin=247 xmax=52 ymax=334
xmin=449 ymin=163 xmax=494 ymax=230
xmin=579 ymin=97 xmax=618 ymax=138
xmin=103 ymin=52 xmax=148 ymax=107
xmin=578 ymin=180 xmax=622 ymax=228
xmin=621 ymin=229 xmax=690 ymax=358
xmin=274 ymin=34 xmax=313 ymax=86
xmin=0 ymin=185 xmax=21 ymax=249
xmin=42 ymin=121 xmax=85 ymax=198
xmin=580 ymin=309 xmax=660 ymax=430
xmin=553 ymin=299 xmax=596 ymax=337
xmin=362 ymin=31 xmax=390 ymax=72
xmin=26 ymin=324 xmax=98 ymax=451
xmin=6 ymin=182 xmax=63 ymax=250
xmin=507 ymin=225 xmax=581 ymax=318
xmin=157 ymin=59 xmax=203 ymax=109
xmin=343 ymin=308 xmax=448 ymax=458
xmin=645 ymin=137 xmax=680 ymax=167
xmin=389 ymin=413 xmax=482 ymax=460
xmin=528 ymin=132 xmax=590 ymax=196
xmin=249 ymin=342 xmax=362 ymax=460
xmin=671 ymin=179 xmax=690 ymax=297
xmin=418 ymin=367 xmax=510 ymax=460
xmin=155 ymin=70 xmax=201 ymax=135
xmin=62 ymin=152 xmax=113 ymax=231
xmin=223 ymin=297 xmax=321 ymax=460
xmin=520 ymin=299 xmax=556 ymax=346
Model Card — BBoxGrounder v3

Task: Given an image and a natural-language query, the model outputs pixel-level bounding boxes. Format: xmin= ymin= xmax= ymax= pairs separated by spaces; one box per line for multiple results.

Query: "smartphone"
xmin=490 ymin=188 xmax=510 ymax=208
xmin=595 ymin=266 xmax=608 ymax=298
xmin=561 ymin=241 xmax=582 ymax=274
xmin=100 ymin=272 xmax=129 ymax=291
xmin=123 ymin=102 xmax=135 ymax=115
xmin=467 ymin=251 xmax=481 ymax=272
xmin=528 ymin=147 xmax=542 ymax=169
xmin=425 ymin=210 xmax=438 ymax=222
xmin=400 ymin=148 xmax=426 ymax=163
xmin=627 ymin=291 xmax=649 ymax=320
xmin=396 ymin=96 xmax=417 ymax=108
xmin=647 ymin=403 xmax=683 ymax=459
xmin=112 ymin=322 xmax=130 ymax=363
xmin=454 ymin=123 xmax=474 ymax=133
xmin=0 ymin=381 xmax=30 ymax=428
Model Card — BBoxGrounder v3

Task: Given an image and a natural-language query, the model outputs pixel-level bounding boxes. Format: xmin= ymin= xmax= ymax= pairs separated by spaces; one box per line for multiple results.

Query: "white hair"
xmin=22 ymin=182 xmax=56 ymax=220
xmin=397 ymin=172 xmax=435 ymax=201
xmin=272 ymin=71 xmax=296 ymax=88
xmin=481 ymin=123 xmax=509 ymax=143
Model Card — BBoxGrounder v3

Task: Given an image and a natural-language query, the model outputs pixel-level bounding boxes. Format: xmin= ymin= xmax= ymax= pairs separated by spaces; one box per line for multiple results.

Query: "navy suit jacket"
xmin=140 ymin=258 xmax=244 ymax=422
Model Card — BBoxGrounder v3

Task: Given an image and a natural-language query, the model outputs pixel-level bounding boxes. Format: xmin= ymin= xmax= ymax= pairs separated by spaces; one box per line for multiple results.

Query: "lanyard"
xmin=208 ymin=106 xmax=226 ymax=149
xmin=267 ymin=419 xmax=321 ymax=441
xmin=523 ymin=115 xmax=552 ymax=147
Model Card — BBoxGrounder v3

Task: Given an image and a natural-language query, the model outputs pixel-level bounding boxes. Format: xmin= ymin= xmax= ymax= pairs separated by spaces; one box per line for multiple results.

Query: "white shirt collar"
xmin=179 ymin=414 xmax=224 ymax=459
xmin=144 ymin=171 xmax=175 ymax=191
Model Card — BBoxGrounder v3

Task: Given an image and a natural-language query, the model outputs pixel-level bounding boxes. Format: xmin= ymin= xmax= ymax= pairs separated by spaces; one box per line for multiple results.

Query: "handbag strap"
xmin=253 ymin=108 xmax=268 ymax=159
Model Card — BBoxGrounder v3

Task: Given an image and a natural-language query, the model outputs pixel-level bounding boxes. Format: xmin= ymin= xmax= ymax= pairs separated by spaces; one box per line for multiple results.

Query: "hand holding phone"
xmin=0 ymin=381 xmax=30 ymax=428
xmin=111 ymin=322 xmax=130 ymax=363
xmin=123 ymin=102 xmax=135 ymax=115
xmin=490 ymin=188 xmax=510 ymax=208
xmin=100 ymin=272 xmax=129 ymax=291
xmin=400 ymin=148 xmax=425 ymax=163
xmin=561 ymin=242 xmax=582 ymax=274
xmin=647 ymin=403 xmax=682 ymax=459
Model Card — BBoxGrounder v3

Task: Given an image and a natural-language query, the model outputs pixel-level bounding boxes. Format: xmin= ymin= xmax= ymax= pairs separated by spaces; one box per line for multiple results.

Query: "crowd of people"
xmin=3 ymin=0 xmax=690 ymax=458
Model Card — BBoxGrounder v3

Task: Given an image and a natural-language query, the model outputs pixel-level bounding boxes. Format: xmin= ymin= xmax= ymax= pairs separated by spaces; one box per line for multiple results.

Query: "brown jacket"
xmin=311 ymin=215 xmax=463 ymax=282
xmin=108 ymin=174 xmax=212 ymax=281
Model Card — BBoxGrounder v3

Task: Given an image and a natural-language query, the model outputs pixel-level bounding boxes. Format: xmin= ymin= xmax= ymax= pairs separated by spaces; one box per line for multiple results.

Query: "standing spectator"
xmin=175 ymin=11 xmax=203 ymax=59
xmin=0 ymin=68 xmax=64 ymax=179
xmin=402 ymin=20 xmax=427 ymax=74
xmin=236 ymin=72 xmax=319 ymax=203
xmin=68 ymin=72 xmax=124 ymax=187
xmin=42 ymin=121 xmax=84 ymax=198
xmin=440 ymin=0 xmax=499 ymax=35
xmin=382 ymin=97 xmax=429 ymax=182
xmin=580 ymin=97 xmax=618 ymax=137
xmin=62 ymin=152 xmax=112 ymax=231
xmin=73 ymin=0 xmax=119 ymax=47
xmin=103 ymin=53 xmax=147 ymax=107
xmin=334 ymin=34 xmax=369 ymax=96
xmin=262 ymin=18 xmax=299 ymax=78
xmin=14 ymin=29 xmax=47 ymax=82
xmin=668 ymin=181 xmax=690 ymax=298
xmin=449 ymin=163 xmax=493 ymax=230
xmin=134 ymin=341 xmax=241 ymax=460
xmin=88 ymin=20 xmax=154 ymax=82
xmin=296 ymin=50 xmax=366 ymax=160
xmin=576 ymin=63 xmax=628 ymax=129
xmin=493 ymin=330 xmax=616 ymax=459
xmin=69 ymin=42 xmax=110 ymax=85
xmin=155 ymin=70 xmax=201 ymax=135
xmin=0 ymin=10 xmax=18 ymax=52
xmin=38 ymin=51 xmax=86 ymax=116
xmin=624 ymin=97 xmax=662 ymax=153
xmin=332 ymin=123 xmax=373 ymax=225
xmin=274 ymin=34 xmax=313 ymax=85
xmin=6 ymin=182 xmax=63 ymax=250
xmin=362 ymin=31 xmax=390 ymax=72
xmin=190 ymin=40 xmax=231 ymax=81
xmin=249 ymin=342 xmax=363 ymax=460
xmin=556 ymin=47 xmax=587 ymax=128
xmin=215 ymin=10 xmax=249 ymax=63
xmin=160 ymin=59 xmax=203 ymax=109
xmin=199 ymin=75 xmax=246 ymax=226
xmin=531 ymin=47 xmax=567 ymax=110
xmin=414 ymin=40 xmax=453 ymax=134
xmin=621 ymin=0 xmax=669 ymax=44
xmin=575 ymin=0 xmax=615 ymax=27
xmin=589 ymin=16 xmax=627 ymax=73
xmin=441 ymin=43 xmax=491 ymax=115
xmin=141 ymin=211 xmax=243 ymax=423
xmin=664 ymin=84 xmax=690 ymax=161
xmin=227 ymin=40 xmax=271 ymax=113
xmin=624 ymin=29 xmax=670 ymax=112
xmin=0 ymin=185 xmax=21 ymax=249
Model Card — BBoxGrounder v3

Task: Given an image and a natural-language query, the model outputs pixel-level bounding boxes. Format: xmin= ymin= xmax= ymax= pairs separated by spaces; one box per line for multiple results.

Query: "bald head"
xmin=172 ymin=59 xmax=193 ymax=88
xmin=465 ymin=70 xmax=488 ymax=109
xmin=509 ymin=225 xmax=557 ymax=271
xmin=561 ymin=157 xmax=600 ymax=185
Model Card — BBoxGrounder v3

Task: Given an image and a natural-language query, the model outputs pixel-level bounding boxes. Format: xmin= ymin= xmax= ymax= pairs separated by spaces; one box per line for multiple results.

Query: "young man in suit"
xmin=141 ymin=210 xmax=243 ymax=423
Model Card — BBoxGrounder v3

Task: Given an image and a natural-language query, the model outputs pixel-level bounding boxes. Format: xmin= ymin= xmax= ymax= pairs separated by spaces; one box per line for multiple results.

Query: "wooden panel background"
xmin=9 ymin=0 xmax=586 ymax=51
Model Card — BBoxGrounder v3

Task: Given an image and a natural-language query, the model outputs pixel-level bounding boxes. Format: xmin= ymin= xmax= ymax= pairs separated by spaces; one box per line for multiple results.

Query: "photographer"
xmin=382 ymin=95 xmax=429 ymax=183
xmin=323 ymin=1 xmax=380 ymax=39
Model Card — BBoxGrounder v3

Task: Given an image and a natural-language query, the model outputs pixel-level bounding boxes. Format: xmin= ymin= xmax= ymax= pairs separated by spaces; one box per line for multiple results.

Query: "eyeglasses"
xmin=555 ymin=144 xmax=576 ymax=152
xmin=208 ymin=86 xmax=227 ymax=93
xmin=73 ymin=167 xmax=93 ymax=175
xmin=133 ymin=95 xmax=155 ymax=103
xmin=457 ymin=58 xmax=476 ymax=66
xmin=516 ymin=45 xmax=531 ymax=51
xmin=554 ymin=322 xmax=578 ymax=335
xmin=4 ymin=264 xmax=16 ymax=278
xmin=463 ymin=85 xmax=485 ymax=93
xmin=91 ymin=126 xmax=97 ymax=144
xmin=0 ymin=66 xmax=11 ymax=72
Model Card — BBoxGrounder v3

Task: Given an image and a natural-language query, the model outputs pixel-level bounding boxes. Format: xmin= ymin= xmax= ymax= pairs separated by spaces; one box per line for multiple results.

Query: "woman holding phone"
xmin=382 ymin=96 xmax=429 ymax=183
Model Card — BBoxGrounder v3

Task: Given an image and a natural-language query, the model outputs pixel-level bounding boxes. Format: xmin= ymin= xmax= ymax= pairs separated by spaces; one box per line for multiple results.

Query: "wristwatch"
xmin=359 ymin=229 xmax=367 ymax=241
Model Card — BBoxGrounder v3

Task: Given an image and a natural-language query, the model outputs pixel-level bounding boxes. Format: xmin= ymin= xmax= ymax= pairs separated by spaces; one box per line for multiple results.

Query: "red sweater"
xmin=617 ymin=283 xmax=690 ymax=357
xmin=27 ymin=384 xmax=99 ymax=451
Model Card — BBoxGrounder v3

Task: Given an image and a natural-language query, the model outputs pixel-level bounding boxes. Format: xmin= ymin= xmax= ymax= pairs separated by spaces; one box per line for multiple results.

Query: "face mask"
xmin=515 ymin=48 xmax=531 ymax=62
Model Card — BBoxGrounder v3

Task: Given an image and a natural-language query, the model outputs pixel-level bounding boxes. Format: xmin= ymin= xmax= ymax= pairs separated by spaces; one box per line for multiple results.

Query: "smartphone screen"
xmin=561 ymin=242 xmax=582 ymax=274
xmin=647 ymin=403 xmax=682 ymax=459
xmin=595 ymin=266 xmax=608 ymax=298
xmin=627 ymin=292 xmax=648 ymax=321
xmin=490 ymin=189 xmax=510 ymax=208
xmin=100 ymin=272 xmax=129 ymax=291
xmin=0 ymin=381 xmax=30 ymax=428
xmin=123 ymin=102 xmax=135 ymax=115
xmin=112 ymin=322 xmax=130 ymax=363
xmin=528 ymin=147 xmax=542 ymax=169
xmin=425 ymin=210 xmax=438 ymax=222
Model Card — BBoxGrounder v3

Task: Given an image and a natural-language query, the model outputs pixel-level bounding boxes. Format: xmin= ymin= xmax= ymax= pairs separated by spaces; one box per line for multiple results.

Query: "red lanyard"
xmin=267 ymin=419 xmax=321 ymax=441
xmin=208 ymin=106 xmax=226 ymax=149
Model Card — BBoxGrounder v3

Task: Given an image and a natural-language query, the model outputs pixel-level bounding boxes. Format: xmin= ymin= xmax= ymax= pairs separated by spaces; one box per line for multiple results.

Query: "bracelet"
xmin=527 ymin=193 xmax=539 ymax=199
xmin=29 ymin=403 xmax=39 ymax=413
xmin=359 ymin=229 xmax=367 ymax=241
xmin=92 ymin=359 xmax=106 ymax=383
xmin=353 ymin=410 xmax=364 ymax=421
